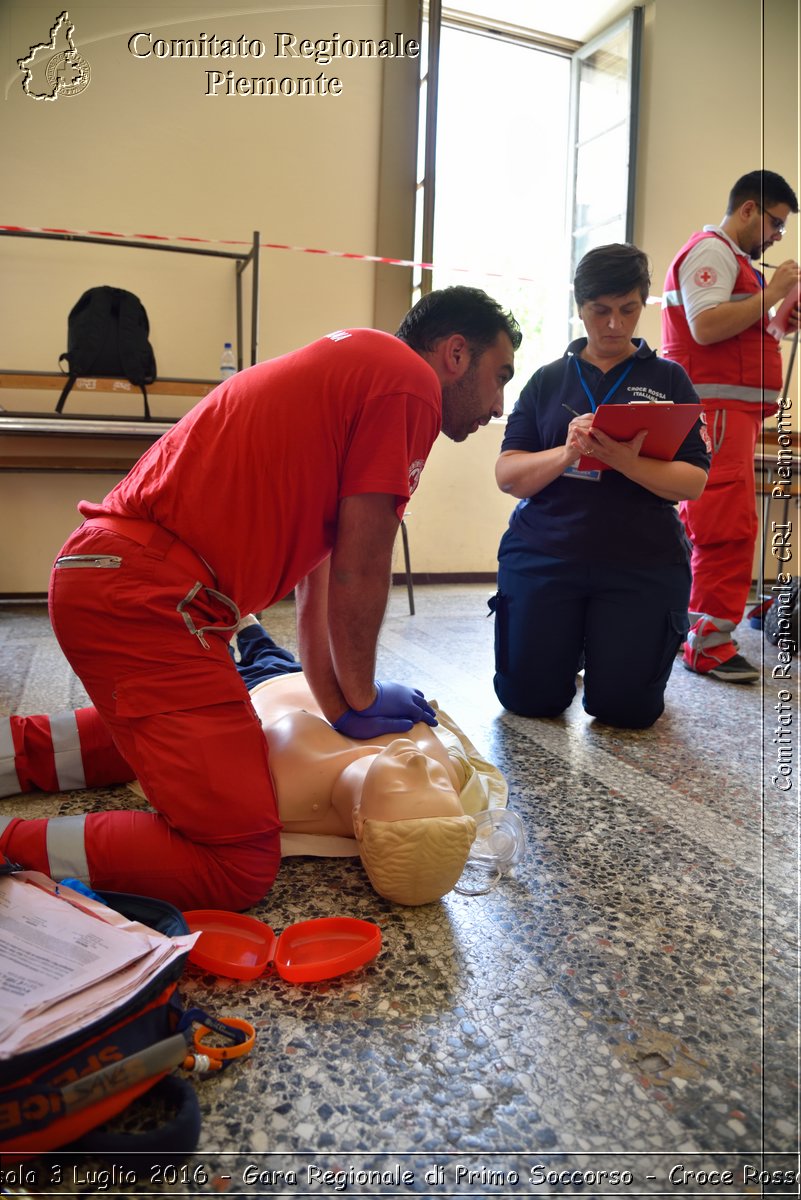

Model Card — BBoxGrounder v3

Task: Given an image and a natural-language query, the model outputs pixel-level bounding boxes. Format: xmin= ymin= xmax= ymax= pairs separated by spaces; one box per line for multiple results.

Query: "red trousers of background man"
xmin=15 ymin=520 xmax=283 ymax=911
xmin=679 ymin=407 xmax=761 ymax=626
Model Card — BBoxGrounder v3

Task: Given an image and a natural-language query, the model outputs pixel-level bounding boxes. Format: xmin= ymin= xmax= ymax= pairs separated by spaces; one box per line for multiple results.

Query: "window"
xmin=567 ymin=9 xmax=643 ymax=338
xmin=415 ymin=4 xmax=642 ymax=406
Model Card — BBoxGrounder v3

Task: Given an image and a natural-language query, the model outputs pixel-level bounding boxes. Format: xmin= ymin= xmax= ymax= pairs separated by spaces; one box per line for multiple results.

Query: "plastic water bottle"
xmin=219 ymin=342 xmax=236 ymax=381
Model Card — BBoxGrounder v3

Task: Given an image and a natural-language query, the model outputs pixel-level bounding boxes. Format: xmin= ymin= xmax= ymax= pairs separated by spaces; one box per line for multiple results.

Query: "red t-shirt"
xmin=79 ymin=330 xmax=441 ymax=613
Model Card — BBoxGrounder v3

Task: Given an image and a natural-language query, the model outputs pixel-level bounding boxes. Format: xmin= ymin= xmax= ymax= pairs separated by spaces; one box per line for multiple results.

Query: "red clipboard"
xmin=578 ymin=403 xmax=702 ymax=471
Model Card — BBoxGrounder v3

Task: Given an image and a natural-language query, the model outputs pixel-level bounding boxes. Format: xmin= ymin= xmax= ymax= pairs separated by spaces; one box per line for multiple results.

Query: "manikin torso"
xmin=248 ymin=673 xmax=463 ymax=837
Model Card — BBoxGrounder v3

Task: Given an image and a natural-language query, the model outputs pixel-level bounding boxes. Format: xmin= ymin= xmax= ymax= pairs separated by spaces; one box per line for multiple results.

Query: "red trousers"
xmin=2 ymin=707 xmax=133 ymax=795
xmin=679 ymin=407 xmax=761 ymax=626
xmin=2 ymin=520 xmax=282 ymax=911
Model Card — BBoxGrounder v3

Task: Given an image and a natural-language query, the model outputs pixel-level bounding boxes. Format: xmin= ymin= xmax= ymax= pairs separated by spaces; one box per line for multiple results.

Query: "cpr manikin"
xmin=246 ymin=672 xmax=479 ymax=905
xmin=1 ymin=666 xmax=503 ymax=907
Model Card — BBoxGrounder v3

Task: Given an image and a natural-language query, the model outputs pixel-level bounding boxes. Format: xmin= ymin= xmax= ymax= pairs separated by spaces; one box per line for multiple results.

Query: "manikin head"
xmin=349 ymin=739 xmax=477 ymax=905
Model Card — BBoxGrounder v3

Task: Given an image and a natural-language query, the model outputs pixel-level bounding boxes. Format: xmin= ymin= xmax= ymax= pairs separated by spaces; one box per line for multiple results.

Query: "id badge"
xmin=563 ymin=464 xmax=601 ymax=482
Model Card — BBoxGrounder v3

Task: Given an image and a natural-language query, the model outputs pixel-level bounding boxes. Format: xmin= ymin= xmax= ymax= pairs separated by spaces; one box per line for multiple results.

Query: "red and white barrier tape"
xmin=0 ymin=222 xmax=540 ymax=282
xmin=0 ymin=222 xmax=663 ymax=300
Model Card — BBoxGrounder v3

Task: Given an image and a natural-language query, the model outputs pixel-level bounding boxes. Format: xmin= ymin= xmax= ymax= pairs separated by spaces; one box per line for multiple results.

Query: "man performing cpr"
xmin=13 ymin=288 xmax=519 ymax=911
xmin=2 ymin=622 xmax=509 ymax=907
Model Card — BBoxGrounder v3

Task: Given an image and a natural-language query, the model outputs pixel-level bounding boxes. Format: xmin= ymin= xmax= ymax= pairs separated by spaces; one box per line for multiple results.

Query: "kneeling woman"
xmin=492 ymin=243 xmax=709 ymax=729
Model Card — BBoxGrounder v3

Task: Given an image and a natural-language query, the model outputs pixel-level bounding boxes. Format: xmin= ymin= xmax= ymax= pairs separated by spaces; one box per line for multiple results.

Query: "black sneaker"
xmin=697 ymin=652 xmax=759 ymax=683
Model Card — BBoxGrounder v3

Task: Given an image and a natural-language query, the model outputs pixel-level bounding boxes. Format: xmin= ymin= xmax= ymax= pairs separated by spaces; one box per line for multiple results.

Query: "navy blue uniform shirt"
xmin=500 ymin=338 xmax=710 ymax=565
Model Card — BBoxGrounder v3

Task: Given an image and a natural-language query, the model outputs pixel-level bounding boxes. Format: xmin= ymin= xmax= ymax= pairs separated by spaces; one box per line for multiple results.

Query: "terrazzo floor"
xmin=0 ymin=586 xmax=798 ymax=1198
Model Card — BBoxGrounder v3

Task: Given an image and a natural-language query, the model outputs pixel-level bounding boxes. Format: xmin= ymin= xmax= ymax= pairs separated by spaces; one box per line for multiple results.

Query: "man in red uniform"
xmin=1 ymin=287 xmax=520 ymax=909
xmin=661 ymin=170 xmax=800 ymax=682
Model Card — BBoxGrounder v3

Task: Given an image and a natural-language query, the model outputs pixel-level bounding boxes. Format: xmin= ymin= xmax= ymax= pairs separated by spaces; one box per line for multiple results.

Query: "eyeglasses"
xmin=757 ymin=204 xmax=786 ymax=236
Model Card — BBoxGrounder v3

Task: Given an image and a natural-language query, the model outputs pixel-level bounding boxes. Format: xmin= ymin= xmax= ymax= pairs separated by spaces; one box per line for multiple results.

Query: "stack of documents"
xmin=0 ymin=871 xmax=197 ymax=1058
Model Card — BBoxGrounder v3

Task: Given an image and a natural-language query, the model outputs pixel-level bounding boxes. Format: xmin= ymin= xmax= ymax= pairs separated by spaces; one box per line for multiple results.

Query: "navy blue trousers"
xmin=492 ymin=530 xmax=690 ymax=729
xmin=231 ymin=624 xmax=303 ymax=691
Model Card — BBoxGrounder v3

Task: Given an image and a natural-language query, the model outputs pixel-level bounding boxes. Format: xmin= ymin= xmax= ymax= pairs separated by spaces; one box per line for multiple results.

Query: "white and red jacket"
xmin=661 ymin=229 xmax=783 ymax=415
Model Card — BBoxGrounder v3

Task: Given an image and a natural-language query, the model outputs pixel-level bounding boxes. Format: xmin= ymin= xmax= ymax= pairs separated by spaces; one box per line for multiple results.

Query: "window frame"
xmin=566 ymin=6 xmax=644 ymax=334
xmin=415 ymin=4 xmax=643 ymax=357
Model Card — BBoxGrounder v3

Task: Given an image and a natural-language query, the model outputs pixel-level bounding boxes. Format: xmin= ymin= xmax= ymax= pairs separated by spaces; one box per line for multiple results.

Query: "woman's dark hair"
xmin=396 ymin=285 xmax=522 ymax=354
xmin=573 ymin=243 xmax=651 ymax=307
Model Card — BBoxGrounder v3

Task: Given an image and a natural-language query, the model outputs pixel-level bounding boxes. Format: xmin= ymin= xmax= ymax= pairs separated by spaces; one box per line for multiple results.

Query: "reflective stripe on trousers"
xmin=0 ymin=812 xmax=91 ymax=883
xmin=49 ymin=711 xmax=86 ymax=790
xmin=685 ymin=615 xmax=737 ymax=670
xmin=0 ymin=718 xmax=20 ymax=796
xmin=707 ymin=409 xmax=726 ymax=455
xmin=693 ymin=383 xmax=769 ymax=405
xmin=0 ymin=712 xmax=87 ymax=796
xmin=46 ymin=813 xmax=91 ymax=882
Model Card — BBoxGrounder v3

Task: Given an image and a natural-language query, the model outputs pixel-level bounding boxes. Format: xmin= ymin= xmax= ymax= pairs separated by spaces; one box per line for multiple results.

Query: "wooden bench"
xmin=0 ymin=373 xmax=217 ymax=472
xmin=0 ymin=371 xmax=217 ymax=399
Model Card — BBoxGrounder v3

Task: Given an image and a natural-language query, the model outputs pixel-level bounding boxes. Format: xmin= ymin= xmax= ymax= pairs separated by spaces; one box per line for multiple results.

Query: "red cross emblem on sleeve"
xmin=694 ymin=266 xmax=717 ymax=287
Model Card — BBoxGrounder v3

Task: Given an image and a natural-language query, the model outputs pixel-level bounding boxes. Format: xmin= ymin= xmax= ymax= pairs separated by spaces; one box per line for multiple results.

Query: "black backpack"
xmin=57 ymin=286 xmax=157 ymax=419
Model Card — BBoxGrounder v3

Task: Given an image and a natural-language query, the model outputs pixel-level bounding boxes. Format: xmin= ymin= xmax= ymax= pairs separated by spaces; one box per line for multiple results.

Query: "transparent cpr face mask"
xmin=453 ymin=809 xmax=527 ymax=896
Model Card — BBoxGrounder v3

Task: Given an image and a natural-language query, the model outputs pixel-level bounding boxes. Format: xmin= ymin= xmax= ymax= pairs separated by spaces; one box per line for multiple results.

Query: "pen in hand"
xmin=561 ymin=403 xmax=583 ymax=418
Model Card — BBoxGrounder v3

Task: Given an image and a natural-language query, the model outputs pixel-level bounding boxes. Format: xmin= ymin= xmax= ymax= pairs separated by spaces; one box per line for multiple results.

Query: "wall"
xmin=0 ymin=0 xmax=402 ymax=372
xmin=0 ymin=0 xmax=415 ymax=591
xmin=1 ymin=0 xmax=799 ymax=592
xmin=636 ymin=0 xmax=800 ymax=588
xmin=636 ymin=0 xmax=799 ymax=373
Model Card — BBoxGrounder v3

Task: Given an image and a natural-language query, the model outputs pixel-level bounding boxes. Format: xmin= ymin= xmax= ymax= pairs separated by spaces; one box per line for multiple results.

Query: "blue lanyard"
xmin=571 ymin=354 xmax=637 ymax=413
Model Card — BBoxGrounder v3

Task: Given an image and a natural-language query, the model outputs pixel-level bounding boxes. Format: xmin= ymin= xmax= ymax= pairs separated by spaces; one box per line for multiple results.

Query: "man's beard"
xmin=441 ymin=365 xmax=480 ymax=442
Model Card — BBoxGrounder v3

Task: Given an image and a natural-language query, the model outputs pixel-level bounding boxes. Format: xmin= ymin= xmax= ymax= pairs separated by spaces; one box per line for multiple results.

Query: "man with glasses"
xmin=662 ymin=169 xmax=800 ymax=682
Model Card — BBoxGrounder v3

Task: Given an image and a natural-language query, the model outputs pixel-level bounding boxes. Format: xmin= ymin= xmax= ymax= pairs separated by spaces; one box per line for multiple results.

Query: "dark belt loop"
xmin=143 ymin=525 xmax=177 ymax=560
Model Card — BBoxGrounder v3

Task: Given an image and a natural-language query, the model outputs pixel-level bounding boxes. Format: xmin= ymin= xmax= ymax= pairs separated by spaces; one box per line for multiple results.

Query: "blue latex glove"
xmin=333 ymin=680 xmax=437 ymax=740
